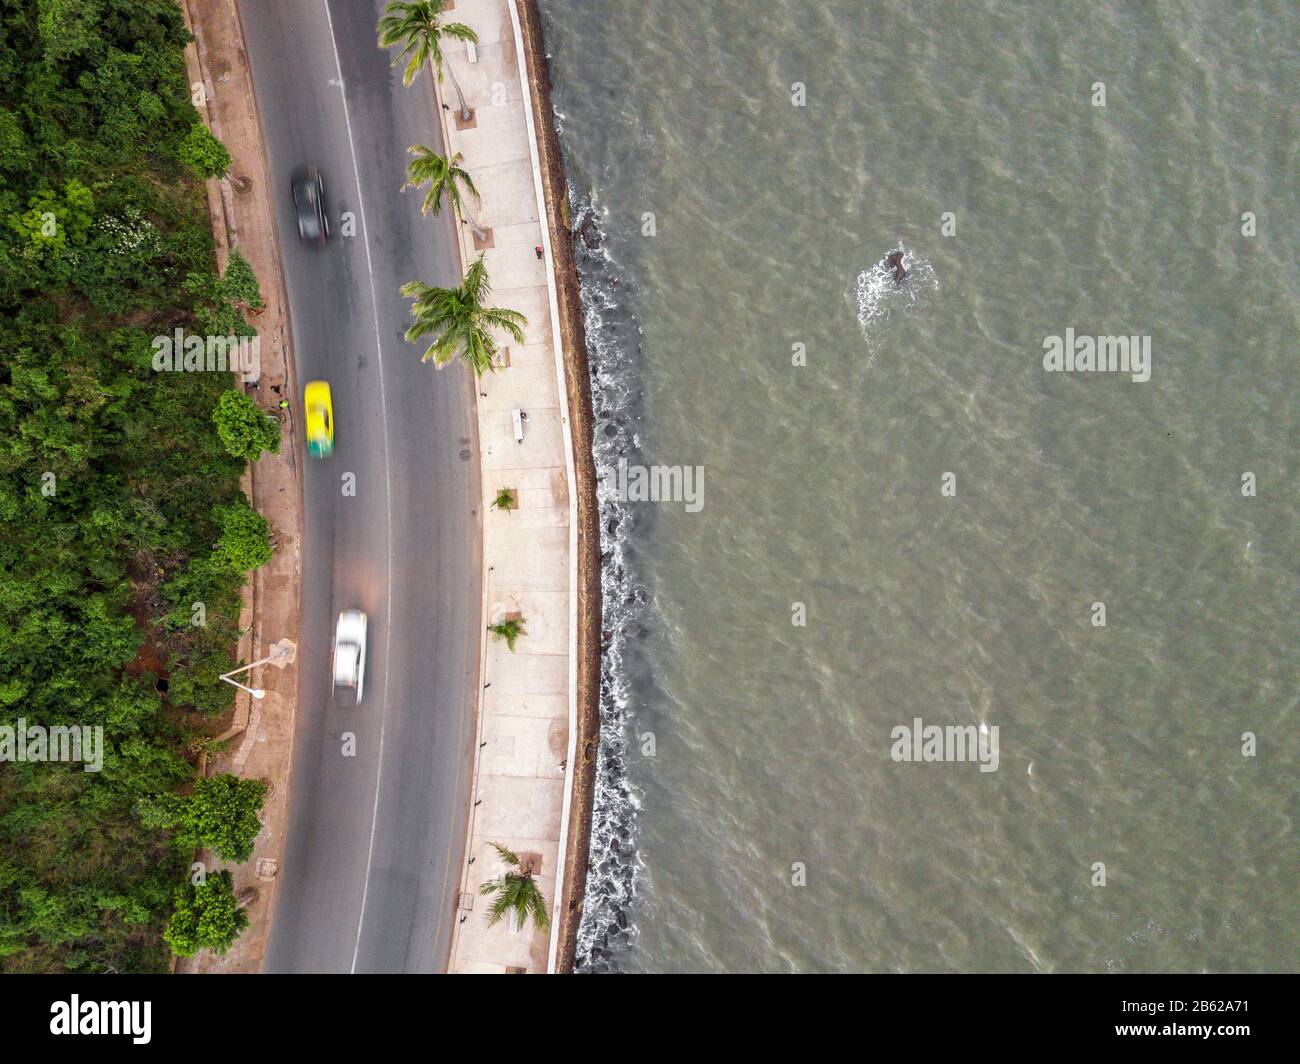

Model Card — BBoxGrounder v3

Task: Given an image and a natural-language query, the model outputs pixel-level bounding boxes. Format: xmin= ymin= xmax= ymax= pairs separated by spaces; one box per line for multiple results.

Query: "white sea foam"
xmin=569 ymin=189 xmax=648 ymax=971
xmin=852 ymin=245 xmax=938 ymax=346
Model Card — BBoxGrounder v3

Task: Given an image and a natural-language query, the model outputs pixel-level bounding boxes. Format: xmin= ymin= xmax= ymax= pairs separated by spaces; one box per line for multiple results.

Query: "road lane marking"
xmin=321 ymin=0 xmax=397 ymax=975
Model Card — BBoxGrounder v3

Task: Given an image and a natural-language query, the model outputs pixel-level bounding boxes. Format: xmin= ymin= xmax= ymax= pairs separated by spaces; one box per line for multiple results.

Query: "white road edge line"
xmin=321 ymin=0 xmax=397 ymax=976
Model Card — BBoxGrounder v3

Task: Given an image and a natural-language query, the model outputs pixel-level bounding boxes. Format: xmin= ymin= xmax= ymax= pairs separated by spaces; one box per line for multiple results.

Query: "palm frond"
xmin=439 ymin=22 xmax=479 ymax=45
xmin=462 ymin=255 xmax=491 ymax=301
xmin=377 ymin=1 xmax=475 ymax=87
xmin=478 ymin=307 xmax=528 ymax=345
xmin=490 ymin=842 xmax=521 ymax=868
xmin=402 ymin=145 xmax=479 ymax=219
xmin=476 ymin=842 xmax=550 ymax=931
xmin=399 ymin=257 xmax=528 ymax=375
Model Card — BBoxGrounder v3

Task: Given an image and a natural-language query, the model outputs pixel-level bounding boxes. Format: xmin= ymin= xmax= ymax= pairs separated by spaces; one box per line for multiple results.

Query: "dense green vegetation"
xmin=139 ymin=774 xmax=267 ymax=865
xmin=213 ymin=389 xmax=280 ymax=463
xmin=219 ymin=248 xmax=264 ymax=312
xmin=162 ymin=868 xmax=246 ymax=957
xmin=0 ymin=0 xmax=268 ymax=971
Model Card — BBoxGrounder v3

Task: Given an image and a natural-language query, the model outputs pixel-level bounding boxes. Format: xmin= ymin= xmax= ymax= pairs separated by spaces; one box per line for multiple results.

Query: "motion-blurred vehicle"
xmin=304 ymin=380 xmax=334 ymax=458
xmin=332 ymin=609 xmax=368 ymax=705
xmin=291 ymin=165 xmax=330 ymax=245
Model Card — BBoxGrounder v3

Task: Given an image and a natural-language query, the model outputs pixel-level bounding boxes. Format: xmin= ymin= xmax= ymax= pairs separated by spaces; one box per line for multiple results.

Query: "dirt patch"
xmin=123 ymin=559 xmax=170 ymax=680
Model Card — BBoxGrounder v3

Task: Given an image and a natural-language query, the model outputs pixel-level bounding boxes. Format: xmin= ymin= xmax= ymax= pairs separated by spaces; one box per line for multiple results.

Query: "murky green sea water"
xmin=540 ymin=0 xmax=1298 ymax=972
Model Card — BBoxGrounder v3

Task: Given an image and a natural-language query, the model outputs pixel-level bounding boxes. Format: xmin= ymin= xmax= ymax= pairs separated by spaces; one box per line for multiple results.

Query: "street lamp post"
xmin=219 ymin=638 xmax=297 ymax=699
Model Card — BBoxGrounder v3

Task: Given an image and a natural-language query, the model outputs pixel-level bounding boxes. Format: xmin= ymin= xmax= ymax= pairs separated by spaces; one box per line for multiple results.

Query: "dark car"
xmin=291 ymin=165 xmax=330 ymax=245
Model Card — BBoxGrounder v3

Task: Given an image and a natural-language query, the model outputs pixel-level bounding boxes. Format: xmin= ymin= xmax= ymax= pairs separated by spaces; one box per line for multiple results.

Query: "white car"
xmin=332 ymin=609 xmax=367 ymax=705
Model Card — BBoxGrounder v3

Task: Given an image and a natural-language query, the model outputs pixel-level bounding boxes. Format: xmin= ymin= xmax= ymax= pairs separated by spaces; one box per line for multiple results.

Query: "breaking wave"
xmin=570 ymin=192 xmax=648 ymax=972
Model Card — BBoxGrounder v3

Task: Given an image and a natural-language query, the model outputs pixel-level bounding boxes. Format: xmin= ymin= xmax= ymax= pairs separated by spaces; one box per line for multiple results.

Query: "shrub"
xmin=164 ymin=871 xmax=247 ymax=957
xmin=140 ymin=774 xmax=268 ymax=863
xmin=164 ymin=647 xmax=238 ymax=717
xmin=221 ymin=248 xmax=265 ymax=310
xmin=214 ymin=499 xmax=272 ymax=572
xmin=178 ymin=123 xmax=231 ymax=178
xmin=213 ymin=389 xmax=280 ymax=460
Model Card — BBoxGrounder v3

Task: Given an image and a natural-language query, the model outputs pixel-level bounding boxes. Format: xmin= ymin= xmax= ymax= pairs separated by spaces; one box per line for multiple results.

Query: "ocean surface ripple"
xmin=543 ymin=0 xmax=1299 ymax=973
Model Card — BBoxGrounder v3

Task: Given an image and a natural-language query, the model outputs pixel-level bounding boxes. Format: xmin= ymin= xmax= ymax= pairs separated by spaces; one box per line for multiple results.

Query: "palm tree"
xmin=487 ymin=616 xmax=526 ymax=651
xmin=401 ymin=256 xmax=526 ymax=375
xmin=402 ymin=144 xmax=486 ymax=241
xmin=479 ymin=843 xmax=550 ymax=932
xmin=491 ymin=488 xmax=517 ymax=512
xmin=377 ymin=0 xmax=477 ymax=120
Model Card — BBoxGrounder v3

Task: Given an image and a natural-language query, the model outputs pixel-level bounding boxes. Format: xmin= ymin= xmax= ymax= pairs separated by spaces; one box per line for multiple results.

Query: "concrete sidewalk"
xmin=433 ymin=0 xmax=580 ymax=974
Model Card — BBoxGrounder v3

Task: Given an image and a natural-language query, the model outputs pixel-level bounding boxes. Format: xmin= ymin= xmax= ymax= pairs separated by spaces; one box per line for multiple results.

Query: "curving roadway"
xmin=239 ymin=0 xmax=480 ymax=973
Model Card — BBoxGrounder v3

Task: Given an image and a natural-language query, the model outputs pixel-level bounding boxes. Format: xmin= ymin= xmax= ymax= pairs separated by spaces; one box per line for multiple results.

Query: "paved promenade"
xmin=434 ymin=0 xmax=581 ymax=973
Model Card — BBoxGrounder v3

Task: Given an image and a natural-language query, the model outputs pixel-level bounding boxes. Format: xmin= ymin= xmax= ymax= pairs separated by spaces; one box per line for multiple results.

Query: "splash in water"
xmin=569 ymin=192 xmax=649 ymax=972
xmin=852 ymin=244 xmax=938 ymax=342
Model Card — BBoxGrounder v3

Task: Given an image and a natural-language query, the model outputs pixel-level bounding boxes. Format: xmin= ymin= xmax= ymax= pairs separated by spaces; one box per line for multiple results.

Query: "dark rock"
xmin=579 ymin=212 xmax=603 ymax=250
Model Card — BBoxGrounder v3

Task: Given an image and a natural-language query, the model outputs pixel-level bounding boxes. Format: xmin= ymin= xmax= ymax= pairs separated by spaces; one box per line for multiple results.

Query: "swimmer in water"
xmin=887 ymin=250 xmax=908 ymax=283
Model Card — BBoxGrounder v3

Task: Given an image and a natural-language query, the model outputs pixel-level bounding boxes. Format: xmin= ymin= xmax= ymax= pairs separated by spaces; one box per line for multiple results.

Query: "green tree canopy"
xmin=214 ymin=499 xmax=272 ymax=573
xmin=220 ymin=248 xmax=264 ymax=310
xmin=163 ymin=871 xmax=247 ymax=957
xmin=213 ymin=389 xmax=280 ymax=461
xmin=400 ymin=255 xmax=526 ymax=375
xmin=178 ymin=122 xmax=231 ymax=178
xmin=402 ymin=144 xmax=479 ymax=223
xmin=0 ymin=0 xmax=250 ymax=974
xmin=487 ymin=616 xmax=526 ymax=651
xmin=377 ymin=0 xmax=477 ymax=91
xmin=140 ymin=774 xmax=268 ymax=863
xmin=478 ymin=843 xmax=550 ymax=932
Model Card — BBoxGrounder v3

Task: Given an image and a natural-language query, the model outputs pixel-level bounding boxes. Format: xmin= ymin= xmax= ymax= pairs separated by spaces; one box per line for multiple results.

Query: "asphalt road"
xmin=239 ymin=0 xmax=480 ymax=973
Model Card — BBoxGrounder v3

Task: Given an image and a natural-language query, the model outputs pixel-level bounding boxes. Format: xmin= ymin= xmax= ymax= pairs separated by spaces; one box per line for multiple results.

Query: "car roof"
xmin=333 ymin=643 xmax=359 ymax=681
